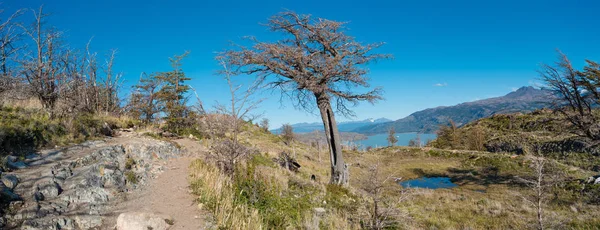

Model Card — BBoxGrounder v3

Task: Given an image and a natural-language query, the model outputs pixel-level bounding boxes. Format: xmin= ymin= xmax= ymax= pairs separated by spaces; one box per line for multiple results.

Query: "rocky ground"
xmin=0 ymin=132 xmax=210 ymax=229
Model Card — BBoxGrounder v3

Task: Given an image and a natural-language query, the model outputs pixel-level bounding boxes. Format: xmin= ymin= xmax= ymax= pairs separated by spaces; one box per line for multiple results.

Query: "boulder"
xmin=74 ymin=215 xmax=103 ymax=229
xmin=36 ymin=181 xmax=62 ymax=200
xmin=0 ymin=183 xmax=21 ymax=201
xmin=6 ymin=155 xmax=17 ymax=162
xmin=116 ymin=212 xmax=174 ymax=230
xmin=1 ymin=174 xmax=19 ymax=189
xmin=100 ymin=122 xmax=113 ymax=136
xmin=585 ymin=175 xmax=600 ymax=184
xmin=7 ymin=160 xmax=27 ymax=170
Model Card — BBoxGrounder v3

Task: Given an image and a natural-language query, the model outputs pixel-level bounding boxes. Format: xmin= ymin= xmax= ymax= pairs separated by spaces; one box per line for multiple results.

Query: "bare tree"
xmin=100 ymin=49 xmax=122 ymax=114
xmin=259 ymin=118 xmax=269 ymax=132
xmin=208 ymin=56 xmax=263 ymax=175
xmin=361 ymin=160 xmax=411 ymax=229
xmin=540 ymin=51 xmax=600 ymax=142
xmin=19 ymin=6 xmax=67 ymax=112
xmin=0 ymin=8 xmax=24 ymax=95
xmin=281 ymin=123 xmax=295 ymax=145
xmin=408 ymin=134 xmax=422 ymax=147
xmin=387 ymin=127 xmax=398 ymax=147
xmin=221 ymin=11 xmax=389 ymax=184
xmin=516 ymin=156 xmax=565 ymax=230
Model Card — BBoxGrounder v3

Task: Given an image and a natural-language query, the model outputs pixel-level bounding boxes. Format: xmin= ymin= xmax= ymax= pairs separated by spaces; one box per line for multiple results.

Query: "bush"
xmin=125 ymin=171 xmax=138 ymax=184
xmin=0 ymin=105 xmax=138 ymax=158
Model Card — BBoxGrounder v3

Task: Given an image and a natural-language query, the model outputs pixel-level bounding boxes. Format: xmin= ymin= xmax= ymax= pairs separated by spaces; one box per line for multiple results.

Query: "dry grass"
xmin=349 ymin=147 xmax=600 ymax=229
xmin=189 ymin=159 xmax=264 ymax=230
xmin=188 ymin=124 xmax=600 ymax=229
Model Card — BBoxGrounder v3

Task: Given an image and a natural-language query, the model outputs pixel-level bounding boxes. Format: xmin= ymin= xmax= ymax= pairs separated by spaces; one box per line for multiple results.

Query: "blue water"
xmin=353 ymin=133 xmax=437 ymax=149
xmin=399 ymin=177 xmax=458 ymax=189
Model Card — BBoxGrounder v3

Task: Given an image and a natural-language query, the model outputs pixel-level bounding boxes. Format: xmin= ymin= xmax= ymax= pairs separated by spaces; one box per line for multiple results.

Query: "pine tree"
xmin=156 ymin=52 xmax=191 ymax=133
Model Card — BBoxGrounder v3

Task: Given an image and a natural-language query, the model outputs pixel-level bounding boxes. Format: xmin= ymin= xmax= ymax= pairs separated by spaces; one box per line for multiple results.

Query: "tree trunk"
xmin=316 ymin=93 xmax=348 ymax=185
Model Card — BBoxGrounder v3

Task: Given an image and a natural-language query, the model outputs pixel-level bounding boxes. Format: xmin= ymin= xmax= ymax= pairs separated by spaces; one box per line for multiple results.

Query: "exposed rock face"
xmin=116 ymin=212 xmax=174 ymax=230
xmin=2 ymin=137 xmax=182 ymax=229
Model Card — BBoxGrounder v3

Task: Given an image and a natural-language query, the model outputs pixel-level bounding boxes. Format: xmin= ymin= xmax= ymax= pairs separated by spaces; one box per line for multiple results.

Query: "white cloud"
xmin=511 ymin=87 xmax=519 ymax=92
xmin=434 ymin=83 xmax=447 ymax=87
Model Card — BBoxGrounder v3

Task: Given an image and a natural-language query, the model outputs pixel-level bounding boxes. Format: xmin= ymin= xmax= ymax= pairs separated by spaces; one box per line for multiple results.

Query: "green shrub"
xmin=232 ymin=160 xmax=317 ymax=228
xmin=125 ymin=171 xmax=138 ymax=184
xmin=325 ymin=184 xmax=359 ymax=215
xmin=125 ymin=157 xmax=136 ymax=170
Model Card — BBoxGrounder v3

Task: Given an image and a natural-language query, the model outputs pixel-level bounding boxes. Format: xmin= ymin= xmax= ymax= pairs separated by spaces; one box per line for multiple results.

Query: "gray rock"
xmin=6 ymin=155 xmax=17 ymax=162
xmin=74 ymin=215 xmax=103 ymax=229
xmin=22 ymin=217 xmax=75 ymax=230
xmin=101 ymin=122 xmax=113 ymax=136
xmin=2 ymin=173 xmax=19 ymax=189
xmin=116 ymin=212 xmax=173 ymax=230
xmin=36 ymin=181 xmax=62 ymax=200
xmin=7 ymin=160 xmax=27 ymax=170
xmin=585 ymin=176 xmax=596 ymax=184
xmin=585 ymin=175 xmax=600 ymax=184
xmin=0 ymin=183 xmax=21 ymax=201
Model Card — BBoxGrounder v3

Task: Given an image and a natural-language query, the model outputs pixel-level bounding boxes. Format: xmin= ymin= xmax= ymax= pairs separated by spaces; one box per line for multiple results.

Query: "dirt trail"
xmin=108 ymin=137 xmax=212 ymax=229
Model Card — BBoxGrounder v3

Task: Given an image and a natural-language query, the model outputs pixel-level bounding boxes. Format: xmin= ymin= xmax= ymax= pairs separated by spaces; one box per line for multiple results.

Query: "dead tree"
xmin=208 ymin=56 xmax=263 ymax=176
xmin=259 ymin=118 xmax=269 ymax=132
xmin=281 ymin=123 xmax=295 ymax=145
xmin=516 ymin=156 xmax=565 ymax=230
xmin=100 ymin=49 xmax=122 ymax=114
xmin=221 ymin=11 xmax=389 ymax=185
xmin=0 ymin=8 xmax=23 ymax=95
xmin=361 ymin=160 xmax=411 ymax=229
xmin=19 ymin=6 xmax=66 ymax=112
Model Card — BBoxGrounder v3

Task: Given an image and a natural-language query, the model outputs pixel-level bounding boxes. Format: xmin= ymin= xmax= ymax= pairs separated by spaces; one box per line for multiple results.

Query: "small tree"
xmin=132 ymin=73 xmax=162 ymax=123
xmin=259 ymin=118 xmax=269 ymax=132
xmin=156 ymin=52 xmax=191 ymax=133
xmin=516 ymin=155 xmax=565 ymax=230
xmin=361 ymin=160 xmax=411 ymax=229
xmin=281 ymin=123 xmax=295 ymax=145
xmin=408 ymin=134 xmax=421 ymax=147
xmin=208 ymin=56 xmax=263 ymax=176
xmin=434 ymin=120 xmax=460 ymax=149
xmin=387 ymin=127 xmax=397 ymax=147
xmin=467 ymin=126 xmax=486 ymax=151
xmin=221 ymin=11 xmax=389 ymax=185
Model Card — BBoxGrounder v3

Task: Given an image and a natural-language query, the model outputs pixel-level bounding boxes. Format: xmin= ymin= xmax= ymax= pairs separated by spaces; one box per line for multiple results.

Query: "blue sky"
xmin=4 ymin=0 xmax=600 ymax=128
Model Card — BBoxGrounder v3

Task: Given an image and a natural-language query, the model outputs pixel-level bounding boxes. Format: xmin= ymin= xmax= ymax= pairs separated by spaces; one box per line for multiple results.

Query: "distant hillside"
xmin=428 ymin=109 xmax=600 ymax=170
xmin=354 ymin=86 xmax=553 ymax=134
xmin=271 ymin=118 xmax=391 ymax=134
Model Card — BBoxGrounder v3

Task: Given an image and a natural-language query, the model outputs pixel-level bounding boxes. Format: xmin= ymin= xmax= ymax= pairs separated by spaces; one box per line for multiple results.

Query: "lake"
xmin=351 ymin=133 xmax=437 ymax=149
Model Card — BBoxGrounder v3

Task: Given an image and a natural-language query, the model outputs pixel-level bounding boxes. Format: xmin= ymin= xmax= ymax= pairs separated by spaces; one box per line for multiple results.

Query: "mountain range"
xmin=271 ymin=118 xmax=392 ymax=134
xmin=353 ymin=86 xmax=553 ymax=134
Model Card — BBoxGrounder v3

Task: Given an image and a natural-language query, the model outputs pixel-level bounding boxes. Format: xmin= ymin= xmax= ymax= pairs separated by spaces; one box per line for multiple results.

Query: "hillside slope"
xmin=355 ymin=86 xmax=552 ymax=134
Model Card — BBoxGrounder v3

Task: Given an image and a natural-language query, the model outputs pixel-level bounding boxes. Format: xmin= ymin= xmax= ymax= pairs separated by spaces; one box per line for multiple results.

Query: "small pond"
xmin=398 ymin=177 xmax=458 ymax=189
